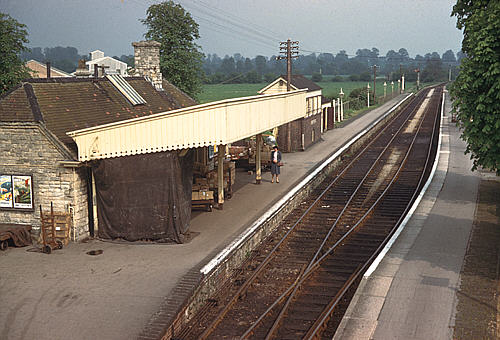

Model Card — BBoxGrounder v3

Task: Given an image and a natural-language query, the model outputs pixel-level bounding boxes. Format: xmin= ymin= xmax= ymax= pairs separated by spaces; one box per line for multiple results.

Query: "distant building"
xmin=25 ymin=60 xmax=72 ymax=78
xmin=86 ymin=50 xmax=128 ymax=76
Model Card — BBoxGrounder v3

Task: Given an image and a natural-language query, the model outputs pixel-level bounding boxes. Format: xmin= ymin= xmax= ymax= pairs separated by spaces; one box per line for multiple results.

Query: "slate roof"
xmin=0 ymin=77 xmax=196 ymax=152
xmin=280 ymin=74 xmax=322 ymax=92
xmin=161 ymin=80 xmax=197 ymax=108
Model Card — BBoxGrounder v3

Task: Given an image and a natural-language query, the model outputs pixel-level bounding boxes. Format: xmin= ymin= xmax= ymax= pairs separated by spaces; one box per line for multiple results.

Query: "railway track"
xmin=174 ymin=86 xmax=443 ymax=340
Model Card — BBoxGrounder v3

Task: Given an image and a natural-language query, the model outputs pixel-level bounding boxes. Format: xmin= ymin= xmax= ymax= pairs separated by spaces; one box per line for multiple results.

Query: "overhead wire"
xmin=188 ymin=0 xmax=284 ymax=41
xmin=180 ymin=0 xmax=283 ymax=43
xmin=135 ymin=0 xmax=282 ymax=55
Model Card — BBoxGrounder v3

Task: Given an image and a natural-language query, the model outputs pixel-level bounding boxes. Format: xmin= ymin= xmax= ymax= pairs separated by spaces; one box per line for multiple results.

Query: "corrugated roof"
xmin=0 ymin=77 xmax=195 ymax=151
xmin=107 ymin=74 xmax=146 ymax=105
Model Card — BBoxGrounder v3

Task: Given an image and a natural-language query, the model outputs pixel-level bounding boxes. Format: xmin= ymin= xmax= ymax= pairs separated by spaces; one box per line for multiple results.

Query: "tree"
xmin=245 ymin=71 xmax=261 ymax=83
xmin=21 ymin=47 xmax=44 ymax=62
xmin=141 ymin=1 xmax=204 ymax=98
xmin=450 ymin=0 xmax=500 ymax=174
xmin=442 ymin=50 xmax=457 ymax=63
xmin=398 ymin=48 xmax=410 ymax=61
xmin=219 ymin=56 xmax=235 ymax=74
xmin=311 ymin=72 xmax=322 ymax=82
xmin=264 ymin=72 xmax=276 ymax=83
xmin=255 ymin=55 xmax=267 ymax=75
xmin=0 ymin=13 xmax=30 ymax=94
xmin=421 ymin=58 xmax=446 ymax=82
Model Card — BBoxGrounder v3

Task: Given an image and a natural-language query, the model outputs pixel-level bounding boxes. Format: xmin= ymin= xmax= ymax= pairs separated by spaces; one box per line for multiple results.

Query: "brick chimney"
xmin=75 ymin=59 xmax=91 ymax=78
xmin=132 ymin=40 xmax=163 ymax=90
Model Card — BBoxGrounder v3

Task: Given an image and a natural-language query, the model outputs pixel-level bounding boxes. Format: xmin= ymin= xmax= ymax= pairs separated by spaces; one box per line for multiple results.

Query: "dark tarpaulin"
xmin=93 ymin=150 xmax=193 ymax=243
xmin=0 ymin=224 xmax=32 ymax=247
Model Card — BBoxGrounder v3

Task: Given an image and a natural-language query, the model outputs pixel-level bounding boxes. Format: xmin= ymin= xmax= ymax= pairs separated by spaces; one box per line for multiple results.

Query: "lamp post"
xmin=367 ymin=83 xmax=370 ymax=107
xmin=391 ymin=81 xmax=394 ymax=96
xmin=397 ymin=79 xmax=400 ymax=94
xmin=415 ymin=68 xmax=420 ymax=90
xmin=383 ymin=81 xmax=387 ymax=99
xmin=339 ymin=88 xmax=344 ymax=121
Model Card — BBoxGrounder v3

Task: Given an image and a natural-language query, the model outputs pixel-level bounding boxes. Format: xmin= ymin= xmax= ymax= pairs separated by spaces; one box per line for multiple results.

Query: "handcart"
xmin=39 ymin=203 xmax=70 ymax=254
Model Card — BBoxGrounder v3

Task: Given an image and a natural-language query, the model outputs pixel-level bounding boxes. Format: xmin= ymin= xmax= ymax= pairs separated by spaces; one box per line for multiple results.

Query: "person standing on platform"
xmin=270 ymin=145 xmax=282 ymax=183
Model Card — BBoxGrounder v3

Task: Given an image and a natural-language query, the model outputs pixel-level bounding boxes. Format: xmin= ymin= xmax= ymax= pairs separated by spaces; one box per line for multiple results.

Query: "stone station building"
xmin=0 ymin=41 xmax=196 ymax=242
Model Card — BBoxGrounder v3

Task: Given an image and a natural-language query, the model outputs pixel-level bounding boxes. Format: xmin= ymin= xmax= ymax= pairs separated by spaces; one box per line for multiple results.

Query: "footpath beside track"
xmin=172 ymin=85 xmax=443 ymax=340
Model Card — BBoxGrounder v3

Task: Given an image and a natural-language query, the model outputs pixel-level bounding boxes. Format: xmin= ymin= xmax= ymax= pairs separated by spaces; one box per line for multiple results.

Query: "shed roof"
xmin=26 ymin=60 xmax=73 ymax=78
xmin=0 ymin=77 xmax=196 ymax=152
xmin=283 ymin=74 xmax=322 ymax=92
xmin=258 ymin=74 xmax=322 ymax=94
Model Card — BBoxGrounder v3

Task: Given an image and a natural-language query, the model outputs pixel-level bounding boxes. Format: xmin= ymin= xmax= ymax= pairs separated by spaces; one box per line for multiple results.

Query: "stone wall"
xmin=0 ymin=123 xmax=89 ymax=240
xmin=132 ymin=40 xmax=163 ymax=90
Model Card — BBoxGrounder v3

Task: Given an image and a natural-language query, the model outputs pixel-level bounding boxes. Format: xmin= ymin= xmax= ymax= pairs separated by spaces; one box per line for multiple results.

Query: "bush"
xmin=207 ymin=73 xmax=225 ymax=84
xmin=331 ymin=75 xmax=345 ymax=82
xmin=264 ymin=73 xmax=277 ymax=83
xmin=349 ymin=74 xmax=359 ymax=81
xmin=311 ymin=72 xmax=322 ymax=82
xmin=348 ymin=87 xmax=371 ymax=101
xmin=348 ymin=98 xmax=365 ymax=110
xmin=245 ymin=71 xmax=261 ymax=83
xmin=358 ymin=72 xmax=371 ymax=81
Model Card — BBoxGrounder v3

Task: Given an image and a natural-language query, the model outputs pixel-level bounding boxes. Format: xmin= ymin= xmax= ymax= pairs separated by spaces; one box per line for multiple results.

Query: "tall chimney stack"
xmin=75 ymin=59 xmax=91 ymax=78
xmin=132 ymin=40 xmax=163 ymax=90
xmin=46 ymin=61 xmax=51 ymax=79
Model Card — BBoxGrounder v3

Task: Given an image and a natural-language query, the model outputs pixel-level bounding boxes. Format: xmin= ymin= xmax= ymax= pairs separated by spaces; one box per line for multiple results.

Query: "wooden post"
xmin=340 ymin=97 xmax=344 ymax=121
xmin=256 ymin=134 xmax=262 ymax=184
xmin=217 ymin=145 xmax=225 ymax=209
xmin=333 ymin=101 xmax=336 ymax=122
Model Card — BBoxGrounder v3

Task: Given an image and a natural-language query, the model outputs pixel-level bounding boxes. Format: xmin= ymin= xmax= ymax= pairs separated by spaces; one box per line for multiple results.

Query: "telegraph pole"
xmin=278 ymin=39 xmax=299 ymax=90
xmin=372 ymin=65 xmax=377 ymax=103
xmin=277 ymin=39 xmax=299 ymax=152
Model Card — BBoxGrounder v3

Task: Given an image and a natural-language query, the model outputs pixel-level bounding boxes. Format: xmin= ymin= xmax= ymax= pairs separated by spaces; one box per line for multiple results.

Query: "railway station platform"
xmin=333 ymin=91 xmax=494 ymax=339
xmin=0 ymin=94 xmax=409 ymax=340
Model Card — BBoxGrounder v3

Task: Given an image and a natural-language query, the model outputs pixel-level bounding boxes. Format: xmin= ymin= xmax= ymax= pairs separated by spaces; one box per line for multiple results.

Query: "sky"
xmin=1 ymin=0 xmax=463 ymax=59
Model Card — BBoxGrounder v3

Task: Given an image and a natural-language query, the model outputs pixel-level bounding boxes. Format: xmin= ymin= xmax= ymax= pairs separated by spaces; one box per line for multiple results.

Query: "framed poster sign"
xmin=12 ymin=175 xmax=33 ymax=209
xmin=0 ymin=175 xmax=13 ymax=208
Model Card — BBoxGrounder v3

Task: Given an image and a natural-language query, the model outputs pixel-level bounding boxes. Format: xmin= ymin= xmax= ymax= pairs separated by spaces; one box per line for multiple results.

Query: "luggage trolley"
xmin=39 ymin=203 xmax=70 ymax=254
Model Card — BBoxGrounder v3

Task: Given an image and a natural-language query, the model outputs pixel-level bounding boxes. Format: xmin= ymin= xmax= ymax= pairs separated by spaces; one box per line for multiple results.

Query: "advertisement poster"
xmin=13 ymin=175 xmax=33 ymax=209
xmin=0 ymin=175 xmax=13 ymax=208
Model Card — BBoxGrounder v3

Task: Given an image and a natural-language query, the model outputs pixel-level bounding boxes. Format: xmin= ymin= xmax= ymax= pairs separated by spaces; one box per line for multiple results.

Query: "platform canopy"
xmin=67 ymin=89 xmax=307 ymax=161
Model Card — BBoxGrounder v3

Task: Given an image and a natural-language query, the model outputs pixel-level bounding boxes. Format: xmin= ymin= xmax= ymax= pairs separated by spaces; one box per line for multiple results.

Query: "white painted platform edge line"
xmin=200 ymin=94 xmax=414 ymax=275
xmin=364 ymin=91 xmax=446 ymax=278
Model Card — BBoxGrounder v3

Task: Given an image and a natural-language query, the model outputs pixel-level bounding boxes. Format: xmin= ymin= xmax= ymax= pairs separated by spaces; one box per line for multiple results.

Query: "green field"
xmin=198 ymin=80 xmax=415 ymax=104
